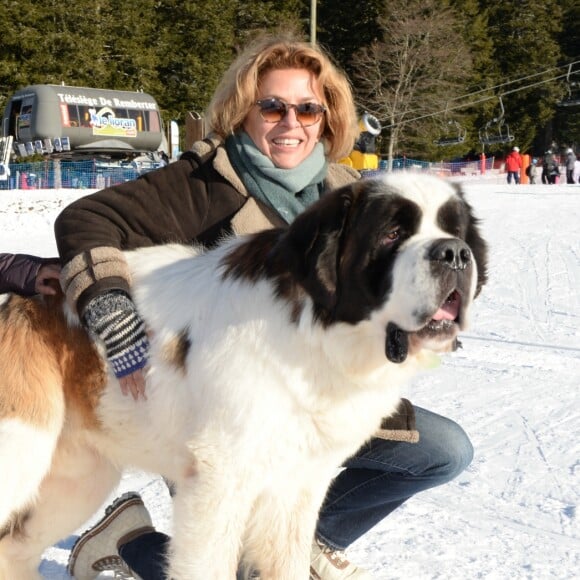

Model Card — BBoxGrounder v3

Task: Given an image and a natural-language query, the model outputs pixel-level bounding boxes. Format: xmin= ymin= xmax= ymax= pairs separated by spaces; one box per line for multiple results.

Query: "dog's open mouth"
xmin=425 ymin=289 xmax=461 ymax=332
xmin=385 ymin=290 xmax=463 ymax=363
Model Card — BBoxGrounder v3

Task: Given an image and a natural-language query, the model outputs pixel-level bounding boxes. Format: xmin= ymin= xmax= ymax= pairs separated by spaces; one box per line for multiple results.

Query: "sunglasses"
xmin=255 ymin=98 xmax=326 ymax=127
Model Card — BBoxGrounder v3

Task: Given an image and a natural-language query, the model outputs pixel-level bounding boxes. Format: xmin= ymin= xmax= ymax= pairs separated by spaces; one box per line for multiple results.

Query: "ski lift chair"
xmin=558 ymin=63 xmax=580 ymax=107
xmin=478 ymin=97 xmax=515 ymax=145
xmin=434 ymin=120 xmax=467 ymax=146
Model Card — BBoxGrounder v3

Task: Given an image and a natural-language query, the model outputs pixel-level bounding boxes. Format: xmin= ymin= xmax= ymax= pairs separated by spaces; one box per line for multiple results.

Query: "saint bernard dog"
xmin=0 ymin=173 xmax=487 ymax=580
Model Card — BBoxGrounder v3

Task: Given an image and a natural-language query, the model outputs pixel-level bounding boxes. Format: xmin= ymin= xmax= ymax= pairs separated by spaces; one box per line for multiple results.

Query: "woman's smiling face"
xmin=243 ymin=68 xmax=325 ymax=169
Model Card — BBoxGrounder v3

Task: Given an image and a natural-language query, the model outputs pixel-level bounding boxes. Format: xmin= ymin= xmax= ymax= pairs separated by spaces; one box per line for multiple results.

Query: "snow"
xmin=0 ymin=178 xmax=578 ymax=579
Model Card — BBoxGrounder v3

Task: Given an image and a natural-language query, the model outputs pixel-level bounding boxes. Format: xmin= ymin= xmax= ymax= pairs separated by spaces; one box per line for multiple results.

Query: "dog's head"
xmin=269 ymin=173 xmax=488 ymax=363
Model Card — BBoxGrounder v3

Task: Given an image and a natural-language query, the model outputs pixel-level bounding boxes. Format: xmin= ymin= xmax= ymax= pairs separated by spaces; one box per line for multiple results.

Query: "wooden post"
xmin=184 ymin=112 xmax=205 ymax=152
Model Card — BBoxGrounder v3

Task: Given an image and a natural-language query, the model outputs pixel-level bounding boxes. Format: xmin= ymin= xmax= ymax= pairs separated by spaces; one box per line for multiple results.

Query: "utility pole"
xmin=310 ymin=0 xmax=317 ymax=46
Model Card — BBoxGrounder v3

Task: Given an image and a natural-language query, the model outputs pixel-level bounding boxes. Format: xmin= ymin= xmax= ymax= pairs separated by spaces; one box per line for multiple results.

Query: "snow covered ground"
xmin=0 ymin=177 xmax=578 ymax=579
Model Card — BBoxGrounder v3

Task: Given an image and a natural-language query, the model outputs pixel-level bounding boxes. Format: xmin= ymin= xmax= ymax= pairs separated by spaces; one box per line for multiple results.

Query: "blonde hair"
xmin=206 ymin=33 xmax=358 ymax=161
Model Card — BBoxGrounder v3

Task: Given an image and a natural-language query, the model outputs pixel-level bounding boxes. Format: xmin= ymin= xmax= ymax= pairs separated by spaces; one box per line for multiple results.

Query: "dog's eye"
xmin=382 ymin=228 xmax=400 ymax=245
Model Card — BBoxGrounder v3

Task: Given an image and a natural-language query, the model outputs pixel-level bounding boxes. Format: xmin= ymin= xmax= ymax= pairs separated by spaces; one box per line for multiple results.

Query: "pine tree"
xmin=0 ymin=1 xmax=110 ymax=97
xmin=554 ymin=0 xmax=580 ymax=150
xmin=485 ymin=0 xmax=564 ymax=153
xmin=315 ymin=0 xmax=383 ymax=77
xmin=1 ymin=0 xmax=574 ymax=153
xmin=153 ymin=0 xmax=303 ymax=121
xmin=97 ymin=0 xmax=162 ymax=94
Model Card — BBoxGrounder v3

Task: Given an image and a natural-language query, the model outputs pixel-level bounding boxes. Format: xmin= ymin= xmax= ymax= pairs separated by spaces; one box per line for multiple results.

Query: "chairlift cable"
xmin=365 ymin=58 xmax=580 ymax=130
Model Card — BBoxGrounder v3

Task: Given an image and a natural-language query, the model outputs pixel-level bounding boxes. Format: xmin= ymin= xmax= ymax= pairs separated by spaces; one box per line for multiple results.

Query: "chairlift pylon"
xmin=478 ymin=97 xmax=514 ymax=145
xmin=558 ymin=63 xmax=580 ymax=107
xmin=434 ymin=119 xmax=466 ymax=146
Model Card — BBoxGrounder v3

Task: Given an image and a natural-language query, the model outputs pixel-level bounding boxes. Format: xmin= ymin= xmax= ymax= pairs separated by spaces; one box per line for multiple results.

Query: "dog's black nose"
xmin=428 ymin=239 xmax=472 ymax=270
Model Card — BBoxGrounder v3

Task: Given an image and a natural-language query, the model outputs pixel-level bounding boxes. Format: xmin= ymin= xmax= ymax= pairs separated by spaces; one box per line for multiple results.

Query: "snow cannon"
xmin=340 ymin=112 xmax=382 ymax=171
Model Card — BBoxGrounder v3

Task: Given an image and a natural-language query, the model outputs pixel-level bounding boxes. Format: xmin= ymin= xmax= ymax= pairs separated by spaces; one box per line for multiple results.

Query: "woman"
xmin=0 ymin=253 xmax=60 ymax=296
xmin=57 ymin=34 xmax=473 ymax=580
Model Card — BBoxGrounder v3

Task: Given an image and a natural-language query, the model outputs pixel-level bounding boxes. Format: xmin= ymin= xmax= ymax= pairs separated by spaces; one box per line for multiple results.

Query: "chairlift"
xmin=558 ymin=63 xmax=580 ymax=107
xmin=478 ymin=97 xmax=514 ymax=145
xmin=434 ymin=120 xmax=466 ymax=146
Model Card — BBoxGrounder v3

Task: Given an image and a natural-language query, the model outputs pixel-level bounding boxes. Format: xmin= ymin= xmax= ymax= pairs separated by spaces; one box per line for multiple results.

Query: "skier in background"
xmin=505 ymin=146 xmax=522 ymax=184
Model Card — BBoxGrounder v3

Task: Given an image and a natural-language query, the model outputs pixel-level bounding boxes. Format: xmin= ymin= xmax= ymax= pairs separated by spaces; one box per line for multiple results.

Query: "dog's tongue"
xmin=386 ymin=322 xmax=408 ymax=363
xmin=432 ymin=293 xmax=459 ymax=321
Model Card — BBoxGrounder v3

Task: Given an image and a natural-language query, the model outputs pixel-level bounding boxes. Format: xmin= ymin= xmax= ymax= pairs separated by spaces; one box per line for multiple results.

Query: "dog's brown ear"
xmin=271 ymin=184 xmax=358 ymax=315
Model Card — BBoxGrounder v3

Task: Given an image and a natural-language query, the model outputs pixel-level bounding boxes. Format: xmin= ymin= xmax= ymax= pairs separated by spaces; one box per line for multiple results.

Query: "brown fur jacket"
xmin=56 ymin=137 xmax=360 ymax=315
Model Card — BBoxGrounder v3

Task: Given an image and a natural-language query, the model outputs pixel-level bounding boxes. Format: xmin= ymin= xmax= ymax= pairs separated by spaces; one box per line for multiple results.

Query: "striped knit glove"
xmin=83 ymin=291 xmax=149 ymax=379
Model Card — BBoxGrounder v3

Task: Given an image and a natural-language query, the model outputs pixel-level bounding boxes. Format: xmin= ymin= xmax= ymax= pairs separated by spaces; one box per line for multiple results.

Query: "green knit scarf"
xmin=225 ymin=131 xmax=328 ymax=224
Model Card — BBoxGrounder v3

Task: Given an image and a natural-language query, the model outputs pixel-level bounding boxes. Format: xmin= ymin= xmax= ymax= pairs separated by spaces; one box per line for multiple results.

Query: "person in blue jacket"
xmin=0 ymin=253 xmax=60 ymax=295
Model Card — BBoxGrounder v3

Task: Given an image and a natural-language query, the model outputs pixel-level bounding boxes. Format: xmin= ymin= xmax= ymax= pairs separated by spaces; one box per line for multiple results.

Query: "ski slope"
xmin=0 ymin=178 xmax=577 ymax=579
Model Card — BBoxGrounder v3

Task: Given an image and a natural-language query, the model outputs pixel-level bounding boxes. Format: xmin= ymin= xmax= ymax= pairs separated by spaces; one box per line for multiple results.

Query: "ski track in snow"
xmin=0 ymin=181 xmax=578 ymax=579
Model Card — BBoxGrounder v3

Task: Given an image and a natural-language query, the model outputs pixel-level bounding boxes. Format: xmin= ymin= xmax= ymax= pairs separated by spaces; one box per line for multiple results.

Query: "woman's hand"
xmin=119 ymin=368 xmax=147 ymax=401
xmin=82 ymin=291 xmax=150 ymax=398
xmin=35 ymin=263 xmax=61 ymax=295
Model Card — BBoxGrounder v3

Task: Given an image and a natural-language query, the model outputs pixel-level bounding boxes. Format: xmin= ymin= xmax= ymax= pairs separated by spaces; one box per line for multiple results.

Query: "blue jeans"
xmin=119 ymin=406 xmax=472 ymax=578
xmin=119 ymin=532 xmax=168 ymax=580
xmin=316 ymin=405 xmax=473 ymax=549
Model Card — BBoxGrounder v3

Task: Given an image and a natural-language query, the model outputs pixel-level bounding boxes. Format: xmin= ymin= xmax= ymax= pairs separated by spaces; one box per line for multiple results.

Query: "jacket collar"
xmin=190 ymin=136 xmax=360 ymax=196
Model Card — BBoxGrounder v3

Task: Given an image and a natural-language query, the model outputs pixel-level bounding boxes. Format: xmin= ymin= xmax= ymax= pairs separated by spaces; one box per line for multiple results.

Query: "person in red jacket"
xmin=505 ymin=146 xmax=522 ymax=184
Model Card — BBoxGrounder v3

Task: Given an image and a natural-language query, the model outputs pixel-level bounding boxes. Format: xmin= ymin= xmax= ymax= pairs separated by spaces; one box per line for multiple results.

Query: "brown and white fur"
xmin=0 ymin=173 xmax=487 ymax=579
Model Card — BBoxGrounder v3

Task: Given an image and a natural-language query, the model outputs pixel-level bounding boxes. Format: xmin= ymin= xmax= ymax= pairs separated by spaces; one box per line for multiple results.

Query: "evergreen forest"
xmin=1 ymin=0 xmax=578 ymax=159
